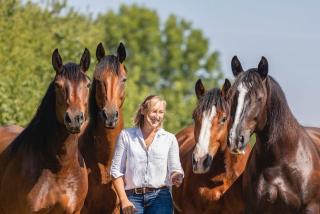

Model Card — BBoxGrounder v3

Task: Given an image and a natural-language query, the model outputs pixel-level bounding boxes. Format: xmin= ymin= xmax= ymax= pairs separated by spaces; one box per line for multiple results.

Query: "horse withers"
xmin=0 ymin=48 xmax=91 ymax=214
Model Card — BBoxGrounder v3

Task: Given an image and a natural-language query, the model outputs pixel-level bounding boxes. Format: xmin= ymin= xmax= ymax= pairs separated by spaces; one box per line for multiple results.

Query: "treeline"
xmin=0 ymin=0 xmax=223 ymax=133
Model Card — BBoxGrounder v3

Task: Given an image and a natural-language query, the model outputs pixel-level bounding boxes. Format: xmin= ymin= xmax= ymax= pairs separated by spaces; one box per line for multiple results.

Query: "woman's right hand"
xmin=121 ymin=198 xmax=137 ymax=214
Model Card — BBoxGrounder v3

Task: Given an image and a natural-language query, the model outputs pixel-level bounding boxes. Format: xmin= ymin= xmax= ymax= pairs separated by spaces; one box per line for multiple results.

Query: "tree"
xmin=0 ymin=1 xmax=223 ymax=133
xmin=0 ymin=0 xmax=102 ymax=125
xmin=99 ymin=5 xmax=223 ymax=132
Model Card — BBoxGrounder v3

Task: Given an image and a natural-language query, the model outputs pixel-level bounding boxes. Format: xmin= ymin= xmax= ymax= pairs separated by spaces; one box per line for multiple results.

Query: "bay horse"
xmin=0 ymin=125 xmax=23 ymax=153
xmin=80 ymin=42 xmax=127 ymax=214
xmin=172 ymin=79 xmax=251 ymax=213
xmin=227 ymin=56 xmax=320 ymax=213
xmin=0 ymin=48 xmax=91 ymax=214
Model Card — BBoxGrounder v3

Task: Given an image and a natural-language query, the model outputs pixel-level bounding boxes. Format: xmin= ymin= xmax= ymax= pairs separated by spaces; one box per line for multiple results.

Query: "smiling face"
xmin=133 ymin=95 xmax=167 ymax=130
xmin=142 ymin=100 xmax=166 ymax=130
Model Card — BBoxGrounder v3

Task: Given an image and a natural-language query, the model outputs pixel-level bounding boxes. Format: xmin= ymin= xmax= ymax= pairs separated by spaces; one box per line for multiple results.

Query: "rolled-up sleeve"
xmin=110 ymin=130 xmax=127 ymax=179
xmin=167 ymin=135 xmax=184 ymax=177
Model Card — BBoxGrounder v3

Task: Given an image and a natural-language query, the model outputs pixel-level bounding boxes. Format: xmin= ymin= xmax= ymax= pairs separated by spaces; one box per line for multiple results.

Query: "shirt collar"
xmin=135 ymin=127 xmax=166 ymax=138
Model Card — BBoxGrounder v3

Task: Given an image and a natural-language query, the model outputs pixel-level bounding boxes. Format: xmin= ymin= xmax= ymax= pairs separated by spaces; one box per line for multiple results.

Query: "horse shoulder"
xmin=27 ymin=167 xmax=87 ymax=213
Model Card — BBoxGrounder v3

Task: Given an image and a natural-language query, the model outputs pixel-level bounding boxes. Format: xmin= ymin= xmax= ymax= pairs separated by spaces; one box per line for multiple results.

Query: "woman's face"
xmin=143 ymin=101 xmax=165 ymax=129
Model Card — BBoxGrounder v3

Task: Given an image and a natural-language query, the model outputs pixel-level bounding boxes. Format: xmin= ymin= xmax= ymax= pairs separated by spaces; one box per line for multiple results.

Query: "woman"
xmin=111 ymin=95 xmax=184 ymax=214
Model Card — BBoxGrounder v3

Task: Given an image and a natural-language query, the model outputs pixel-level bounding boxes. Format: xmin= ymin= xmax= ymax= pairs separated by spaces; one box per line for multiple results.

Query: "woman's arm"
xmin=111 ymin=131 xmax=136 ymax=214
xmin=167 ymin=135 xmax=184 ymax=187
xmin=113 ymin=177 xmax=136 ymax=214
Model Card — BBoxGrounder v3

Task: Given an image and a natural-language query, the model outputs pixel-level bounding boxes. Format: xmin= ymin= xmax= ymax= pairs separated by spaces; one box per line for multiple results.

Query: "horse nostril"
xmin=64 ymin=113 xmax=72 ymax=124
xmin=203 ymin=154 xmax=212 ymax=169
xmin=76 ymin=113 xmax=84 ymax=124
xmin=239 ymin=135 xmax=244 ymax=143
xmin=102 ymin=110 xmax=108 ymax=120
xmin=80 ymin=112 xmax=84 ymax=121
xmin=192 ymin=154 xmax=197 ymax=166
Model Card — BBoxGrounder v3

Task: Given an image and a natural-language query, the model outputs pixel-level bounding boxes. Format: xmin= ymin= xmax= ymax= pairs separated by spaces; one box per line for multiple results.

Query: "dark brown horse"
xmin=172 ymin=79 xmax=251 ymax=213
xmin=80 ymin=42 xmax=127 ymax=214
xmin=227 ymin=56 xmax=320 ymax=213
xmin=0 ymin=125 xmax=23 ymax=153
xmin=0 ymin=48 xmax=91 ymax=214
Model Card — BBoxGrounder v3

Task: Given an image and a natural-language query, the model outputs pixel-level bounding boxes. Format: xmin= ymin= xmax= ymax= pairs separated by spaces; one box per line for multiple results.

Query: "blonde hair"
xmin=133 ymin=95 xmax=167 ymax=128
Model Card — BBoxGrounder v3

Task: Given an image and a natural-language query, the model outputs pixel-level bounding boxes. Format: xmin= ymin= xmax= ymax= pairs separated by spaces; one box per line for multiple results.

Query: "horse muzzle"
xmin=101 ymin=109 xmax=119 ymax=128
xmin=192 ymin=146 xmax=213 ymax=174
xmin=64 ymin=112 xmax=85 ymax=134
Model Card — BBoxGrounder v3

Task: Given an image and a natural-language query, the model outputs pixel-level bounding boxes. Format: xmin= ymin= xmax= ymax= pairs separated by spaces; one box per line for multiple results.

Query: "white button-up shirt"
xmin=110 ymin=127 xmax=184 ymax=190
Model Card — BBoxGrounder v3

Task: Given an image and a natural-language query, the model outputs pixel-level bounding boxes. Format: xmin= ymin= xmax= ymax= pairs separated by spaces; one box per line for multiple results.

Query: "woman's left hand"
xmin=171 ymin=172 xmax=183 ymax=187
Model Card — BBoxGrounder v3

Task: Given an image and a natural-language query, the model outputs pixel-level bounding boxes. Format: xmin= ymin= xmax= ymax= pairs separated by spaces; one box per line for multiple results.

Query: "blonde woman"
xmin=111 ymin=95 xmax=184 ymax=214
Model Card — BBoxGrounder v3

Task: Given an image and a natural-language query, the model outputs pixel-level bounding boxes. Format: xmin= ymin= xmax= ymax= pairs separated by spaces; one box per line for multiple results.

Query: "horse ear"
xmin=117 ymin=42 xmax=126 ymax=63
xmin=52 ymin=48 xmax=63 ymax=74
xmin=80 ymin=48 xmax=90 ymax=72
xmin=96 ymin=42 xmax=105 ymax=62
xmin=258 ymin=56 xmax=268 ymax=79
xmin=221 ymin=78 xmax=231 ymax=98
xmin=231 ymin=56 xmax=243 ymax=76
xmin=195 ymin=79 xmax=206 ymax=100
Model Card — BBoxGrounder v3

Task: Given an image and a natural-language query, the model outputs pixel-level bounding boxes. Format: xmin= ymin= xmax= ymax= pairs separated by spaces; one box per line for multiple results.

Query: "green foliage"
xmin=0 ymin=0 xmax=102 ymax=125
xmin=0 ymin=1 xmax=223 ymax=133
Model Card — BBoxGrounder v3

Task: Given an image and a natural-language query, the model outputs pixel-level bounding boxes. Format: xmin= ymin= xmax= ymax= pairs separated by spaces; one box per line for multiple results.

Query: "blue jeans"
xmin=121 ymin=188 xmax=173 ymax=214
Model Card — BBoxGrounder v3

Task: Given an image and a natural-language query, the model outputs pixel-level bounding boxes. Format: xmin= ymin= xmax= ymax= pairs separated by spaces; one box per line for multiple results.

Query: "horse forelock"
xmin=59 ymin=63 xmax=89 ymax=82
xmin=194 ymin=88 xmax=223 ymax=119
xmin=95 ymin=55 xmax=121 ymax=78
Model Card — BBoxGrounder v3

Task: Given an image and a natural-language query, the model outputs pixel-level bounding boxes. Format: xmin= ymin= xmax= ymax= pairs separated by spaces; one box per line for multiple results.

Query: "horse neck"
xmin=255 ymin=77 xmax=301 ymax=154
xmin=46 ymin=124 xmax=79 ymax=166
xmin=92 ymin=109 xmax=124 ymax=169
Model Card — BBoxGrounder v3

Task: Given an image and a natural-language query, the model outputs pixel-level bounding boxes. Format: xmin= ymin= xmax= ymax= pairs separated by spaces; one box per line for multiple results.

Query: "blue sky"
xmin=39 ymin=0 xmax=320 ymax=126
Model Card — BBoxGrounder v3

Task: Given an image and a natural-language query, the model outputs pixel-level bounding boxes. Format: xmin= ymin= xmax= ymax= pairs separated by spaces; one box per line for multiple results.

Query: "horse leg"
xmin=303 ymin=201 xmax=320 ymax=214
xmin=211 ymin=172 xmax=226 ymax=182
xmin=181 ymin=199 xmax=197 ymax=214
xmin=200 ymin=185 xmax=225 ymax=201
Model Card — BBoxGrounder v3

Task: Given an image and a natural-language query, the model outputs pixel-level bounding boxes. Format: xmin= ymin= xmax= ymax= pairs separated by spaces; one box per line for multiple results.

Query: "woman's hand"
xmin=171 ymin=172 xmax=183 ymax=187
xmin=121 ymin=198 xmax=137 ymax=214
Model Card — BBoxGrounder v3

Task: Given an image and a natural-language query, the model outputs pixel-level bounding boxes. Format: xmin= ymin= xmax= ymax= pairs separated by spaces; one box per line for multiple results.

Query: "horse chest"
xmin=255 ymin=167 xmax=301 ymax=211
xmin=28 ymin=169 xmax=81 ymax=213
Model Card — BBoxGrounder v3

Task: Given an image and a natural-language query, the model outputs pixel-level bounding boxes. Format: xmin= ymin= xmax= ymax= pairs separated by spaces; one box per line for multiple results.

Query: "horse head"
xmin=228 ymin=56 xmax=269 ymax=154
xmin=90 ymin=42 xmax=127 ymax=128
xmin=192 ymin=79 xmax=231 ymax=173
xmin=52 ymin=48 xmax=91 ymax=134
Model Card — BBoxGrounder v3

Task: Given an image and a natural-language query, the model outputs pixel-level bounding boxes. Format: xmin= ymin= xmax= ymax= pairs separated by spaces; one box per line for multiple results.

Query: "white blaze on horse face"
xmin=195 ymin=105 xmax=217 ymax=157
xmin=229 ymin=83 xmax=248 ymax=145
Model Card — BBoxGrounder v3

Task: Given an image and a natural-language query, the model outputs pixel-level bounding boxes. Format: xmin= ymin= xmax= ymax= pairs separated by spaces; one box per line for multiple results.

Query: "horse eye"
xmin=122 ymin=78 xmax=127 ymax=83
xmin=87 ymin=82 xmax=91 ymax=88
xmin=257 ymin=97 xmax=263 ymax=102
xmin=220 ymin=116 xmax=227 ymax=124
xmin=54 ymin=82 xmax=62 ymax=89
